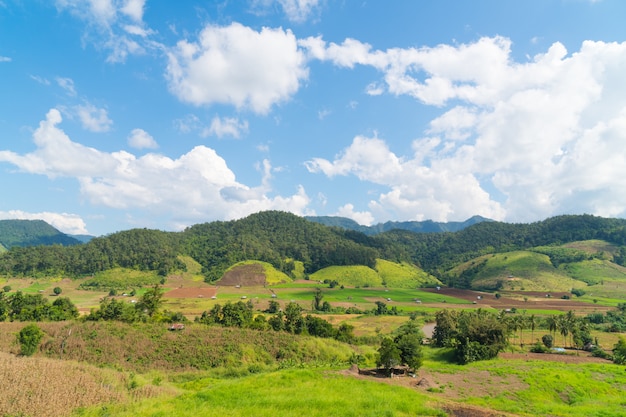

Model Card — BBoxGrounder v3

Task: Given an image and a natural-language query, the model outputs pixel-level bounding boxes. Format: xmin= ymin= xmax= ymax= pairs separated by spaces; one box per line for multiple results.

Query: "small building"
xmin=168 ymin=323 xmax=185 ymax=331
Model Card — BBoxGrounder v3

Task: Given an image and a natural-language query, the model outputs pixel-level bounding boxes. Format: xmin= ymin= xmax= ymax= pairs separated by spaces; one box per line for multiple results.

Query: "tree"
xmin=18 ymin=324 xmax=44 ymax=356
xmin=377 ymin=337 xmax=401 ymax=376
xmin=393 ymin=321 xmax=424 ymax=373
xmin=313 ymin=288 xmax=324 ymax=311
xmin=137 ymin=284 xmax=164 ymax=317
xmin=53 ymin=286 xmax=62 ymax=296
xmin=613 ymin=337 xmax=626 ymax=365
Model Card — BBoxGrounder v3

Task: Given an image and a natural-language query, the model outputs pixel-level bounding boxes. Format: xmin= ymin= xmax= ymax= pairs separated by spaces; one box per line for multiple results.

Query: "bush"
xmin=53 ymin=286 xmax=62 ymax=295
xmin=530 ymin=341 xmax=549 ymax=353
xmin=18 ymin=324 xmax=44 ymax=356
xmin=591 ymin=347 xmax=612 ymax=360
xmin=542 ymin=334 xmax=554 ymax=348
xmin=613 ymin=337 xmax=626 ymax=365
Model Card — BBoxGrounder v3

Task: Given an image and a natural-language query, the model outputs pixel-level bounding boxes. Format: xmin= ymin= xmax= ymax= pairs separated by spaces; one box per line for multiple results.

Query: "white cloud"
xmin=0 ymin=56 xmax=11 ymax=62
xmin=334 ymin=204 xmax=374 ymax=226
xmin=0 ymin=210 xmax=88 ymax=235
xmin=306 ymin=38 xmax=626 ymax=223
xmin=31 ymin=75 xmax=51 ymax=85
xmin=128 ymin=128 xmax=158 ymax=149
xmin=0 ymin=109 xmax=311 ymax=229
xmin=56 ymin=77 xmax=77 ymax=96
xmin=76 ymin=103 xmax=113 ymax=132
xmin=165 ymin=22 xmax=308 ymax=114
xmin=204 ymin=116 xmax=249 ymax=139
xmin=277 ymin=0 xmax=321 ymax=22
xmin=55 ymin=0 xmax=152 ymax=63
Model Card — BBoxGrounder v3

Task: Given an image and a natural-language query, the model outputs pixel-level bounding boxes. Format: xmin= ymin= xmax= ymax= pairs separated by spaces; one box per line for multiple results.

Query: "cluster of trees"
xmin=432 ymin=308 xmax=597 ymax=364
xmin=586 ymin=303 xmax=626 ymax=332
xmin=84 ymin=285 xmax=184 ymax=323
xmin=432 ymin=309 xmax=508 ymax=364
xmin=0 ymin=291 xmax=78 ymax=321
xmin=196 ymin=300 xmax=355 ymax=342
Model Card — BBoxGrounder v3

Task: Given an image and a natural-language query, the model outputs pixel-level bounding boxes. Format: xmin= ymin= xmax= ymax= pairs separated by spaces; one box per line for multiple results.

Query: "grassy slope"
xmin=224 ymin=260 xmax=293 ymax=285
xmin=452 ymin=251 xmax=587 ymax=292
xmin=309 ymin=265 xmax=381 ymax=287
xmin=375 ymin=259 xmax=441 ymax=288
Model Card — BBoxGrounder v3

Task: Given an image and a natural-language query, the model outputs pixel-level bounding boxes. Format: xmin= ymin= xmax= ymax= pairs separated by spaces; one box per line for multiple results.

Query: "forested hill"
xmin=305 ymin=215 xmax=491 ymax=235
xmin=0 ymin=219 xmax=82 ymax=249
xmin=0 ymin=212 xmax=625 ymax=284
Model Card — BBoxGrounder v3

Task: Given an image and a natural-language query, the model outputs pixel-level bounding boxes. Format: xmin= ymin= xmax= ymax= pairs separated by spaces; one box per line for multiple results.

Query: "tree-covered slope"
xmin=1 ymin=212 xmax=626 ymax=292
xmin=306 ymin=215 xmax=491 ymax=235
xmin=0 ymin=219 xmax=82 ymax=248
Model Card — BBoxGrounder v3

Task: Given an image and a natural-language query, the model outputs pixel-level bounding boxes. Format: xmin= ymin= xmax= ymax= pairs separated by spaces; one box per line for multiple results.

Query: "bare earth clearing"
xmin=423 ymin=288 xmax=613 ymax=313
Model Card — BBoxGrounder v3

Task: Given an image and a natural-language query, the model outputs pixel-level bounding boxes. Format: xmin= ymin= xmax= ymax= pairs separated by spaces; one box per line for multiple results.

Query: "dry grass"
xmin=0 ymin=352 xmax=127 ymax=417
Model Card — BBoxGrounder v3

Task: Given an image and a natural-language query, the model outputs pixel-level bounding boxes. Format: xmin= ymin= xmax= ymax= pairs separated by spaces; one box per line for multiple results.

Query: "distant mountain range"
xmin=305 ymin=215 xmax=492 ymax=235
xmin=0 ymin=219 xmax=86 ymax=249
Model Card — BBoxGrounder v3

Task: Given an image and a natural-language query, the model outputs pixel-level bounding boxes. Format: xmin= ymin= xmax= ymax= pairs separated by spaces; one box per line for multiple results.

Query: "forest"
xmin=1 ymin=211 xmax=626 ymax=287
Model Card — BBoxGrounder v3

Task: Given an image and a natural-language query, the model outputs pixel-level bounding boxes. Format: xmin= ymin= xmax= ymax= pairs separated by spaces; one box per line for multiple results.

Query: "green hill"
xmin=448 ymin=250 xmax=587 ymax=292
xmin=375 ymin=259 xmax=440 ymax=288
xmin=0 ymin=219 xmax=81 ymax=248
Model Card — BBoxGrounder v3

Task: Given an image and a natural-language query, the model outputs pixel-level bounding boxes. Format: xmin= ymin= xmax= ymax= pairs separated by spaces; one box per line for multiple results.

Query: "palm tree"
xmin=557 ymin=315 xmax=569 ymax=348
xmin=546 ymin=315 xmax=558 ymax=339
xmin=528 ymin=314 xmax=537 ymax=344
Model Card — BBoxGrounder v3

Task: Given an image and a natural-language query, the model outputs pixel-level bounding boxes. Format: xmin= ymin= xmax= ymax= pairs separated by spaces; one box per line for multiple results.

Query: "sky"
xmin=1 ymin=0 xmax=626 ymax=236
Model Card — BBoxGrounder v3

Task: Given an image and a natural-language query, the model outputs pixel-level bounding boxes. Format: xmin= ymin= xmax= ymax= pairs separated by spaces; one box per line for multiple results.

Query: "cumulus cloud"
xmin=0 ymin=109 xmax=311 ymax=229
xmin=334 ymin=204 xmax=374 ymax=226
xmin=128 ymin=128 xmax=158 ymax=149
xmin=0 ymin=55 xmax=11 ymax=62
xmin=306 ymin=38 xmax=626 ymax=222
xmin=165 ymin=22 xmax=308 ymax=114
xmin=0 ymin=210 xmax=88 ymax=235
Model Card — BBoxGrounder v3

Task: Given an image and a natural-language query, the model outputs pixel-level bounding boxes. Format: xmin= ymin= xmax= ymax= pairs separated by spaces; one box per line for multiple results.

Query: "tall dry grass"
xmin=0 ymin=351 xmax=126 ymax=417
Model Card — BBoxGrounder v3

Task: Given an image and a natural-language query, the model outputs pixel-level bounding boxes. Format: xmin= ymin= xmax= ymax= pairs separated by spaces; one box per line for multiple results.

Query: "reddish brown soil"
xmin=423 ymin=287 xmax=612 ymax=313
xmin=164 ymin=287 xmax=217 ymax=298
xmin=218 ymin=264 xmax=266 ymax=286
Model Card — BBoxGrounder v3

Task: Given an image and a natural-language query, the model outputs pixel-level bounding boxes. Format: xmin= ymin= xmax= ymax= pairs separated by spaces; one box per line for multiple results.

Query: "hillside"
xmin=306 ymin=215 xmax=491 ymax=235
xmin=0 ymin=219 xmax=82 ymax=248
xmin=0 ymin=212 xmax=625 ymax=294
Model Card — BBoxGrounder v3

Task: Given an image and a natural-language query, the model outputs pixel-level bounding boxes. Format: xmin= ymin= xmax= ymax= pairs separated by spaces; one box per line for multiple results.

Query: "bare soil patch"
xmin=218 ymin=264 xmax=266 ymax=286
xmin=423 ymin=287 xmax=612 ymax=312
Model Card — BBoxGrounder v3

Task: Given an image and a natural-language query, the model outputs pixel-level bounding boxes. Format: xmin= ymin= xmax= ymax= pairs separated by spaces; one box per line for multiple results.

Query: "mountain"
xmin=305 ymin=215 xmax=492 ymax=235
xmin=0 ymin=219 xmax=82 ymax=248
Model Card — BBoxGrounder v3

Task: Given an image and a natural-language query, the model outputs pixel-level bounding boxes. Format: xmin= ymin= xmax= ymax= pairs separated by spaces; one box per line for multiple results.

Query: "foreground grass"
xmin=421 ymin=347 xmax=626 ymax=417
xmin=75 ymin=368 xmax=446 ymax=417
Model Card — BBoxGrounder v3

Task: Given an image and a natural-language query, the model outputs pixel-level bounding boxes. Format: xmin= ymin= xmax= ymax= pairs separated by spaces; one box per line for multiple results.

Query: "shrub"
xmin=18 ymin=324 xmax=44 ymax=356
xmin=613 ymin=337 xmax=626 ymax=365
xmin=53 ymin=286 xmax=62 ymax=295
xmin=542 ymin=334 xmax=554 ymax=348
xmin=530 ymin=341 xmax=548 ymax=353
xmin=2 ymin=285 xmax=10 ymax=293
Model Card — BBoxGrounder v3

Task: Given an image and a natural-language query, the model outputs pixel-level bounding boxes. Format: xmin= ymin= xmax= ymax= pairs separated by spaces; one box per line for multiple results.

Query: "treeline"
xmin=0 ymin=291 xmax=78 ymax=321
xmin=1 ymin=212 xmax=626 ymax=284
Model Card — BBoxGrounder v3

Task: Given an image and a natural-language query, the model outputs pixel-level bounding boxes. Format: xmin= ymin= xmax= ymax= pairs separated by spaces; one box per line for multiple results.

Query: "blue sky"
xmin=1 ymin=0 xmax=626 ymax=236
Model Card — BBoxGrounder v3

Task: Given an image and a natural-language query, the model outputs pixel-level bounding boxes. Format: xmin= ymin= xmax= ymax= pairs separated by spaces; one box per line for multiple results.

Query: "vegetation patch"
xmin=78 ymin=268 xmax=162 ymax=292
xmin=375 ymin=259 xmax=440 ymax=288
xmin=309 ymin=265 xmax=381 ymax=288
